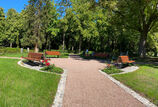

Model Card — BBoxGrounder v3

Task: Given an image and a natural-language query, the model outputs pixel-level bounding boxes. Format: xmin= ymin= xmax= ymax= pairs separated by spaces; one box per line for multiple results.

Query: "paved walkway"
xmin=50 ymin=55 xmax=144 ymax=107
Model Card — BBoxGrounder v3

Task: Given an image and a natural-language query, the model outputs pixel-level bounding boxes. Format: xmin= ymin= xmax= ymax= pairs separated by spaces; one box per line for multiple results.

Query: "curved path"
xmin=50 ymin=55 xmax=144 ymax=107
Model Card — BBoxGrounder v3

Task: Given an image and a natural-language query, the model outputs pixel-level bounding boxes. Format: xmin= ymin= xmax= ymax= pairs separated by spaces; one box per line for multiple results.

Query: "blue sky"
xmin=0 ymin=0 xmax=58 ymax=14
xmin=0 ymin=0 xmax=29 ymax=13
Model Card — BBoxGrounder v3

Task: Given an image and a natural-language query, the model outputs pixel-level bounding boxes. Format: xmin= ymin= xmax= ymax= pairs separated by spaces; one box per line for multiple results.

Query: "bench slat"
xmin=23 ymin=52 xmax=44 ymax=62
xmin=118 ymin=56 xmax=135 ymax=64
xmin=45 ymin=51 xmax=60 ymax=56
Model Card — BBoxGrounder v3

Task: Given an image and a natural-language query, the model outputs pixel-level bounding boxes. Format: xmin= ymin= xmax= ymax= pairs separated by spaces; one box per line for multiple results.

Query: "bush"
xmin=0 ymin=47 xmax=28 ymax=54
xmin=102 ymin=65 xmax=122 ymax=74
xmin=41 ymin=64 xmax=64 ymax=74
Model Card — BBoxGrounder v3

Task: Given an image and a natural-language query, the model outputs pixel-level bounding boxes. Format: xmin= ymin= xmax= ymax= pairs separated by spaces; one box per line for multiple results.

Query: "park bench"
xmin=115 ymin=56 xmax=135 ymax=68
xmin=45 ymin=51 xmax=60 ymax=58
xmin=23 ymin=52 xmax=45 ymax=62
xmin=117 ymin=56 xmax=135 ymax=64
xmin=93 ymin=53 xmax=108 ymax=58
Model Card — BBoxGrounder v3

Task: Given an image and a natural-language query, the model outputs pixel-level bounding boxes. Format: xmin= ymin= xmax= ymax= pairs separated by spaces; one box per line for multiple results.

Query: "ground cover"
xmin=41 ymin=64 xmax=64 ymax=74
xmin=113 ymin=64 xmax=158 ymax=105
xmin=102 ymin=65 xmax=123 ymax=74
xmin=0 ymin=58 xmax=61 ymax=107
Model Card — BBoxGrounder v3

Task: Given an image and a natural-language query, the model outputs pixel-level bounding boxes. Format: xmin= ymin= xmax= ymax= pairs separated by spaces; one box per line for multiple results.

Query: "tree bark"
xmin=10 ymin=42 xmax=12 ymax=48
xmin=154 ymin=51 xmax=157 ymax=57
xmin=79 ymin=35 xmax=82 ymax=53
xmin=35 ymin=43 xmax=39 ymax=53
xmin=63 ymin=32 xmax=65 ymax=52
xmin=138 ymin=32 xmax=147 ymax=58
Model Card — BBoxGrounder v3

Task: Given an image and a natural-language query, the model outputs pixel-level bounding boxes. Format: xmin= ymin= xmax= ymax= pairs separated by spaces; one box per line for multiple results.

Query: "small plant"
xmin=41 ymin=64 xmax=64 ymax=74
xmin=102 ymin=64 xmax=123 ymax=74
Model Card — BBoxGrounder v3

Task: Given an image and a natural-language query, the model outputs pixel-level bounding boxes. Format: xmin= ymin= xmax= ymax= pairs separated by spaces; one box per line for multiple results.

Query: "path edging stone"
xmin=111 ymin=66 xmax=139 ymax=76
xmin=99 ymin=70 xmax=157 ymax=107
xmin=52 ymin=69 xmax=67 ymax=107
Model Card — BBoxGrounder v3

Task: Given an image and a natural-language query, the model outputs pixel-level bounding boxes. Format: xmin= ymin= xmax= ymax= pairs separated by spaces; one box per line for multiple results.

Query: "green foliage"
xmin=102 ymin=65 xmax=122 ymax=74
xmin=0 ymin=0 xmax=157 ymax=57
xmin=5 ymin=9 xmax=20 ymax=47
xmin=41 ymin=64 xmax=64 ymax=74
xmin=0 ymin=7 xmax=5 ymax=45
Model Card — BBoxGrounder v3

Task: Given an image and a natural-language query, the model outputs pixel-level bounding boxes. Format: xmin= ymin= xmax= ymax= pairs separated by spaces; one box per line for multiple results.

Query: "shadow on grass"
xmin=22 ymin=60 xmax=43 ymax=66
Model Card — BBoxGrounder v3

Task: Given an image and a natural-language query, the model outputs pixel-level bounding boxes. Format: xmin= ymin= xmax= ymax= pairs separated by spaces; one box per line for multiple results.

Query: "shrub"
xmin=102 ymin=65 xmax=123 ymax=74
xmin=41 ymin=64 xmax=64 ymax=74
xmin=0 ymin=47 xmax=28 ymax=54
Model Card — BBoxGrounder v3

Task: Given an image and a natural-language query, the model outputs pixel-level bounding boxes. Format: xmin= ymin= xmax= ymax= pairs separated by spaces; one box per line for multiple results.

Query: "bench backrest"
xmin=118 ymin=56 xmax=129 ymax=63
xmin=28 ymin=52 xmax=44 ymax=60
xmin=45 ymin=51 xmax=60 ymax=56
xmin=94 ymin=53 xmax=108 ymax=57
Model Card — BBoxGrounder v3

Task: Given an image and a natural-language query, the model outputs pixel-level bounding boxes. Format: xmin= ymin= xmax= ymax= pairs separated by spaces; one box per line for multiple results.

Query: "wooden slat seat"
xmin=45 ymin=51 xmax=60 ymax=57
xmin=117 ymin=56 xmax=135 ymax=64
xmin=23 ymin=52 xmax=45 ymax=62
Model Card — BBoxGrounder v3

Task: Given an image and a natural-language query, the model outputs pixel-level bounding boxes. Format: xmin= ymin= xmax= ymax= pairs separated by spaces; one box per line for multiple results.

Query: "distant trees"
xmin=0 ymin=0 xmax=157 ymax=57
xmin=6 ymin=9 xmax=19 ymax=47
xmin=0 ymin=8 xmax=5 ymax=46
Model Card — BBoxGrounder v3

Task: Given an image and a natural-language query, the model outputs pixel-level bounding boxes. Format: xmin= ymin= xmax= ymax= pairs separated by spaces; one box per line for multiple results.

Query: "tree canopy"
xmin=0 ymin=0 xmax=157 ymax=57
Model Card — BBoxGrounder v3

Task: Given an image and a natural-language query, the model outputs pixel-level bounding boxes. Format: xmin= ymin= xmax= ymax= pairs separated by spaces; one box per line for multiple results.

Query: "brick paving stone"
xmin=50 ymin=55 xmax=145 ymax=107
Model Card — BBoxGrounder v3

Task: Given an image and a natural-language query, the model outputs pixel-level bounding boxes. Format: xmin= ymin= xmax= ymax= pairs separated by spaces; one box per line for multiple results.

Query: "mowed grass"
xmin=113 ymin=64 xmax=158 ymax=105
xmin=0 ymin=58 xmax=61 ymax=107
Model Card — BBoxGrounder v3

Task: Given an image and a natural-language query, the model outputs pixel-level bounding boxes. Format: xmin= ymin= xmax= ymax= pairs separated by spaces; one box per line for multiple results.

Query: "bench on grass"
xmin=23 ymin=52 xmax=45 ymax=62
xmin=45 ymin=51 xmax=60 ymax=58
xmin=93 ymin=53 xmax=108 ymax=58
xmin=117 ymin=56 xmax=135 ymax=64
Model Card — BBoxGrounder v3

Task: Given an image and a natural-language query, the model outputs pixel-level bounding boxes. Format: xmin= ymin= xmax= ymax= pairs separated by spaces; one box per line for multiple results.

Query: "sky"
xmin=0 ymin=0 xmax=29 ymax=13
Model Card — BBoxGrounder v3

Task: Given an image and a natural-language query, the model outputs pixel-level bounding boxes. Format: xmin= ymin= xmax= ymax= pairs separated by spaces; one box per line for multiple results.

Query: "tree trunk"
xmin=72 ymin=46 xmax=74 ymax=51
xmin=63 ymin=32 xmax=65 ymax=52
xmin=79 ymin=35 xmax=82 ymax=53
xmin=154 ymin=51 xmax=157 ymax=57
xmin=10 ymin=42 xmax=12 ymax=48
xmin=35 ymin=43 xmax=39 ymax=53
xmin=138 ymin=32 xmax=147 ymax=58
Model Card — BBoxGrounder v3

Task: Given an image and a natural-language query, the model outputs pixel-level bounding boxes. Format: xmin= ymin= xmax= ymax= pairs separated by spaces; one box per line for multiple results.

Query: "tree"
xmin=25 ymin=0 xmax=50 ymax=52
xmin=114 ymin=0 xmax=158 ymax=57
xmin=6 ymin=8 xmax=19 ymax=47
xmin=0 ymin=7 xmax=5 ymax=46
xmin=44 ymin=1 xmax=59 ymax=50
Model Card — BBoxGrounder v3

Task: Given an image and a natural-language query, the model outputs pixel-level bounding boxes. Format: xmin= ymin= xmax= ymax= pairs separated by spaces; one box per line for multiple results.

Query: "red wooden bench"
xmin=23 ymin=52 xmax=45 ymax=62
xmin=45 ymin=51 xmax=60 ymax=58
xmin=93 ymin=53 xmax=108 ymax=58
xmin=117 ymin=56 xmax=135 ymax=64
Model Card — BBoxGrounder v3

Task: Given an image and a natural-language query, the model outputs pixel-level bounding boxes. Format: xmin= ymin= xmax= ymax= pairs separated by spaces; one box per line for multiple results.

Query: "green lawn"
xmin=113 ymin=64 xmax=158 ymax=105
xmin=0 ymin=58 xmax=60 ymax=107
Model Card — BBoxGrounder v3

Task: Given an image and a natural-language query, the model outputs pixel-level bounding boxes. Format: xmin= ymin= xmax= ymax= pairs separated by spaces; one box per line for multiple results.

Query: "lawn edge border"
xmin=52 ymin=69 xmax=67 ymax=107
xmin=98 ymin=70 xmax=157 ymax=107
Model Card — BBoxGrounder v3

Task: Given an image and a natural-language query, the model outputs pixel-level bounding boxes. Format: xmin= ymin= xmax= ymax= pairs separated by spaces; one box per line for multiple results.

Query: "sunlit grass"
xmin=0 ymin=58 xmax=60 ymax=107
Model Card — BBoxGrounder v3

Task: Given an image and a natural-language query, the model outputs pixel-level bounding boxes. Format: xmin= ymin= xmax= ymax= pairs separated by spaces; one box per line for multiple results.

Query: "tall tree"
xmin=44 ymin=1 xmax=59 ymax=50
xmin=114 ymin=0 xmax=158 ymax=57
xmin=25 ymin=0 xmax=50 ymax=52
xmin=0 ymin=7 xmax=5 ymax=46
xmin=6 ymin=8 xmax=19 ymax=47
